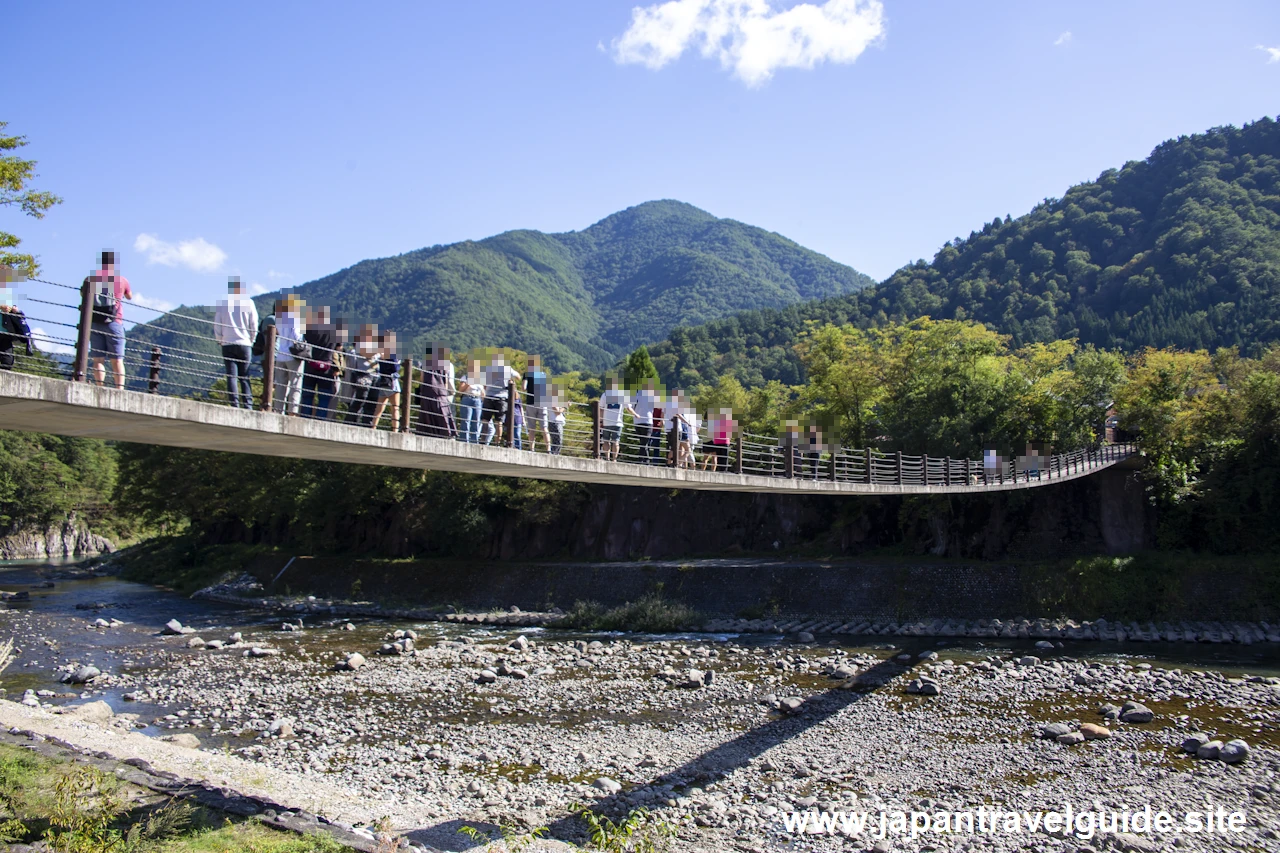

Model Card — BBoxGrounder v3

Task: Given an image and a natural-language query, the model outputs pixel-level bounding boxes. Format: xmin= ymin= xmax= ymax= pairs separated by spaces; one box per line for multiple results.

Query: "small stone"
xmin=67 ymin=701 xmax=113 ymax=722
xmin=268 ymin=719 xmax=294 ymax=738
xmin=247 ymin=647 xmax=279 ymax=657
xmin=162 ymin=619 xmax=185 ymax=635
xmin=918 ymin=650 xmax=938 ymax=661
xmin=778 ymin=697 xmax=804 ymax=714
xmin=1079 ymin=723 xmax=1110 ymax=740
xmin=67 ymin=665 xmax=101 ymax=684
xmin=593 ymin=777 xmax=622 ymax=795
xmin=1056 ymin=731 xmax=1085 ymax=745
xmin=1041 ymin=723 xmax=1073 ymax=739
xmin=341 ymin=652 xmax=366 ymax=671
xmin=1196 ymin=740 xmax=1224 ymax=760
xmin=1018 ymin=655 xmax=1041 ymax=666
xmin=228 ymin=632 xmax=243 ymax=643
xmin=796 ymin=632 xmax=815 ymax=643
xmin=163 ymin=733 xmax=201 ymax=749
xmin=508 ymin=635 xmax=529 ymax=651
xmin=93 ymin=618 xmax=110 ymax=628
xmin=682 ymin=669 xmax=706 ymax=688
xmin=186 ymin=637 xmax=206 ymax=648
xmin=477 ymin=669 xmax=497 ymax=684
xmin=1219 ymin=739 xmax=1250 ymax=764
xmin=1034 ymin=640 xmax=1054 ymax=649
xmin=342 ymin=623 xmax=355 ymax=631
xmin=1182 ymin=732 xmax=1211 ymax=754
xmin=1119 ymin=701 xmax=1154 ymax=724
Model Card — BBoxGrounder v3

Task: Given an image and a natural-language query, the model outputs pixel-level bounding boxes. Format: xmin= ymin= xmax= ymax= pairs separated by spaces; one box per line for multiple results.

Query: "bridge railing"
xmin=5 ymin=276 xmax=1135 ymax=487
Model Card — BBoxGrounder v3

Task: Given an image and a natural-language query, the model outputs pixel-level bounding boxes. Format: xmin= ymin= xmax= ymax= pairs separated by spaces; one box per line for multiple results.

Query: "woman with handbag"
xmin=300 ymin=306 xmax=338 ymax=420
xmin=273 ymin=296 xmax=307 ymax=416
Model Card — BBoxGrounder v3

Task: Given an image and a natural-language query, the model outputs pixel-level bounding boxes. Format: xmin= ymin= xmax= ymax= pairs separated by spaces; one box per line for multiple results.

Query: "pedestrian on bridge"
xmin=599 ymin=377 xmax=628 ymax=462
xmin=83 ymin=250 xmax=132 ymax=390
xmin=213 ymin=277 xmax=258 ymax=409
xmin=368 ymin=333 xmax=402 ymax=431
xmin=272 ymin=295 xmax=306 ymax=416
xmin=480 ymin=352 xmax=519 ymax=445
xmin=415 ymin=344 xmax=457 ymax=439
xmin=457 ymin=355 xmax=485 ymax=443
xmin=523 ymin=355 xmax=553 ymax=453
xmin=300 ymin=306 xmax=339 ymax=420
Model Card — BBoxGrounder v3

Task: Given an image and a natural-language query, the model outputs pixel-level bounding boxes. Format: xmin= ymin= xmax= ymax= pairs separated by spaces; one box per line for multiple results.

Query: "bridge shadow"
xmin=406 ymin=655 xmax=909 ymax=850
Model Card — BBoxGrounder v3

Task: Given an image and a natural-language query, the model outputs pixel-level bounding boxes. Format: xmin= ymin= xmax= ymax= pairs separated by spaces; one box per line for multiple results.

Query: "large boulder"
xmin=1219 ymin=739 xmax=1250 ymax=764
xmin=1119 ymin=701 xmax=1154 ymax=724
xmin=66 ymin=665 xmax=101 ymax=684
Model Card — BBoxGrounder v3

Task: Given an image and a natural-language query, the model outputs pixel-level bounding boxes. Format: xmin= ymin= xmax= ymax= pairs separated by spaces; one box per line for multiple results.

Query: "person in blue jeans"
xmin=457 ymin=355 xmax=485 ymax=443
xmin=299 ymin=306 xmax=338 ymax=419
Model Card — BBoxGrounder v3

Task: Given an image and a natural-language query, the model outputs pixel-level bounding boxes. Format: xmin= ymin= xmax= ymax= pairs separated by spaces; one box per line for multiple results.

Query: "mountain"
xmin=129 ymin=200 xmax=873 ymax=375
xmin=649 ymin=117 xmax=1280 ymax=389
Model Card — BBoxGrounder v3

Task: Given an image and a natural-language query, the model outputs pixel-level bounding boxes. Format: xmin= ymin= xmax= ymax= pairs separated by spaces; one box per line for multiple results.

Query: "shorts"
xmin=527 ymin=405 xmax=549 ymax=428
xmin=481 ymin=396 xmax=507 ymax=422
xmin=89 ymin=320 xmax=125 ymax=360
xmin=602 ymin=424 xmax=622 ymax=443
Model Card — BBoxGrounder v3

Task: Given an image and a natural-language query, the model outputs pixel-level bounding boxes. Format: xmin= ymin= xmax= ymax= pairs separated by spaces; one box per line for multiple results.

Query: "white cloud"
xmin=128 ymin=291 xmax=176 ymax=313
xmin=267 ymin=269 xmax=291 ymax=280
xmin=29 ymin=327 xmax=75 ymax=356
xmin=1054 ymin=31 xmax=1072 ymax=46
xmin=611 ymin=0 xmax=885 ymax=87
xmin=248 ymin=282 xmax=269 ymax=296
xmin=133 ymin=233 xmax=228 ymax=273
xmin=1258 ymin=45 xmax=1280 ymax=63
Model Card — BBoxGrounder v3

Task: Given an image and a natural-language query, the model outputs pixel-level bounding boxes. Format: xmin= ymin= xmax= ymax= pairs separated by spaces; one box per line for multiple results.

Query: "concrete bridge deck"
xmin=0 ymin=372 xmax=1136 ymax=495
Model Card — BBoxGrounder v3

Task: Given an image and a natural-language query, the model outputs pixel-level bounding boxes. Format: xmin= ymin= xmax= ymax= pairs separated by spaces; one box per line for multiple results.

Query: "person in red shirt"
xmin=83 ymin=250 xmax=133 ymax=389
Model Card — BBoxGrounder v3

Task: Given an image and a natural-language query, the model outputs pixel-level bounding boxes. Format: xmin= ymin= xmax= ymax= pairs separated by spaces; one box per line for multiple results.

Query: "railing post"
xmin=592 ymin=401 xmax=602 ymax=459
xmin=829 ymin=449 xmax=838 ymax=482
xmin=73 ymin=280 xmax=94 ymax=382
xmin=733 ymin=430 xmax=743 ymax=475
xmin=399 ymin=358 xmax=414 ymax=433
xmin=669 ymin=418 xmax=680 ymax=468
xmin=260 ymin=325 xmax=277 ymax=411
xmin=895 ymin=451 xmax=903 ymax=485
xmin=865 ymin=448 xmax=873 ymax=484
xmin=784 ymin=440 xmax=795 ymax=479
xmin=965 ymin=458 xmax=971 ymax=486
xmin=1012 ymin=457 xmax=1019 ymax=483
xmin=504 ymin=379 xmax=517 ymax=448
xmin=923 ymin=454 xmax=930 ymax=486
xmin=148 ymin=346 xmax=162 ymax=394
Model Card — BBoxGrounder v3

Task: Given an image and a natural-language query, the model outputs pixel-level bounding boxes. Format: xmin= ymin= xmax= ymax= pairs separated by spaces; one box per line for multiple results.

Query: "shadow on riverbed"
xmin=409 ymin=657 xmax=909 ymax=850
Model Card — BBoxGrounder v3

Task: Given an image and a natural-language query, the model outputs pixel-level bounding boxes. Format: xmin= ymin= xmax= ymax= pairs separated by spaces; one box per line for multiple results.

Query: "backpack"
xmin=251 ymin=315 xmax=274 ymax=357
xmin=90 ymin=276 xmax=116 ymax=324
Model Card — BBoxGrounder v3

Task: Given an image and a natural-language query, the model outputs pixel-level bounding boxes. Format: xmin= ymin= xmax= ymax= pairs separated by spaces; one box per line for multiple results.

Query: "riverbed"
xmin=2 ymin=560 xmax=1278 ymax=852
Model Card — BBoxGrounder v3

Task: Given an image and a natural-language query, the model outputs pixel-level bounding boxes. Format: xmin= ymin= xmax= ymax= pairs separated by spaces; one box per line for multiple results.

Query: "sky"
xmin=6 ymin=0 xmax=1280 ymax=345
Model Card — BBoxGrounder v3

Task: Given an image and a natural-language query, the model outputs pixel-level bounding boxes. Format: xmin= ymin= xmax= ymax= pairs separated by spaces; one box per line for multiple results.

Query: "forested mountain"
xmin=650 ymin=117 xmax=1280 ymax=389
xmin=129 ymin=200 xmax=873 ymax=373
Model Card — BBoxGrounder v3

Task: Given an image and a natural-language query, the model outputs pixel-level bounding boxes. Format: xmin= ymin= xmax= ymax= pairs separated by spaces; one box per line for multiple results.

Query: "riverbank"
xmin=2 ymin=564 xmax=1278 ymax=851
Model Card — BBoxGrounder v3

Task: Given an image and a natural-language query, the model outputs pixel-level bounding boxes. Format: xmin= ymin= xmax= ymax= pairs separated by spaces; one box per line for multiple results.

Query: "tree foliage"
xmin=0 ymin=121 xmax=62 ymax=277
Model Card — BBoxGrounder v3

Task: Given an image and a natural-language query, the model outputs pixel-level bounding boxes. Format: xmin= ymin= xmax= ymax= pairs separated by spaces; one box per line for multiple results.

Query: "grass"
xmin=0 ymin=743 xmax=356 ymax=852
xmin=557 ymin=593 xmax=701 ymax=633
xmin=113 ymin=537 xmax=285 ymax=596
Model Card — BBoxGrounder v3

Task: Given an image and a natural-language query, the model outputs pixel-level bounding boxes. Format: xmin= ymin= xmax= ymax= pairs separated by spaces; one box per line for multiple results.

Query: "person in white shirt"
xmin=273 ymin=295 xmax=306 ymax=415
xmin=598 ymin=377 xmax=628 ymax=462
xmin=213 ymin=277 xmax=259 ymax=409
xmin=480 ymin=352 xmax=520 ymax=445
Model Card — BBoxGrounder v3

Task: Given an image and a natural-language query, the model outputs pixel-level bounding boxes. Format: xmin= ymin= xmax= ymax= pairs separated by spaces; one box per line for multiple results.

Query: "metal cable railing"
xmin=1 ymin=276 xmax=1137 ymax=488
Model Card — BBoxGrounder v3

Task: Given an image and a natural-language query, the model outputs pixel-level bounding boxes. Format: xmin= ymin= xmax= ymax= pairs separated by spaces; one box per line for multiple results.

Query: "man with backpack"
xmin=0 ymin=301 xmax=35 ymax=370
xmin=214 ymin=277 xmax=259 ymax=409
xmin=83 ymin=250 xmax=133 ymax=389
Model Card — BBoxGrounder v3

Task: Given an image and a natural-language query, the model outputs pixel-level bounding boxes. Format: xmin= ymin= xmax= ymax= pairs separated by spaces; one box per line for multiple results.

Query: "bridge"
xmin=0 ymin=372 xmax=1135 ymax=494
xmin=2 ymin=276 xmax=1137 ymax=494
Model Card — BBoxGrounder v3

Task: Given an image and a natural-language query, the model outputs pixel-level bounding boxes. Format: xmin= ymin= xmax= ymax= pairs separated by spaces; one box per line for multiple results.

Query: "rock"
xmin=186 ymin=637 xmax=206 ymax=648
xmin=93 ymin=618 xmax=110 ymax=628
xmin=1112 ymin=832 xmax=1157 ymax=852
xmin=163 ymin=733 xmax=201 ymax=749
xmin=1119 ymin=701 xmax=1154 ymax=723
xmin=67 ymin=665 xmax=100 ymax=684
xmin=593 ymin=777 xmax=622 ymax=795
xmin=682 ymin=669 xmax=706 ymax=688
xmin=246 ymin=647 xmax=279 ymax=658
xmin=918 ymin=650 xmax=938 ymax=661
xmin=1056 ymin=731 xmax=1085 ymax=745
xmin=1041 ymin=723 xmax=1073 ymax=739
xmin=919 ymin=681 xmax=940 ymax=696
xmin=1018 ymin=655 xmax=1040 ymax=666
xmin=831 ymin=665 xmax=857 ymax=679
xmin=1034 ymin=640 xmax=1054 ymax=649
xmin=268 ymin=719 xmax=294 ymax=738
xmin=228 ymin=632 xmax=243 ymax=644
xmin=340 ymin=652 xmax=366 ymax=671
xmin=508 ymin=635 xmax=529 ymax=651
xmin=703 ymin=669 xmax=714 ymax=686
xmin=162 ymin=619 xmax=185 ymax=635
xmin=1182 ymin=732 xmax=1211 ymax=754
xmin=121 ymin=692 xmax=139 ymax=702
xmin=1079 ymin=723 xmax=1110 ymax=740
xmin=1219 ymin=739 xmax=1250 ymax=764
xmin=477 ymin=669 xmax=498 ymax=684
xmin=796 ymin=632 xmax=815 ymax=643
xmin=67 ymin=700 xmax=113 ymax=722
xmin=509 ymin=668 xmax=529 ymax=679
xmin=342 ymin=623 xmax=355 ymax=631
xmin=204 ymin=640 xmax=225 ymax=650
xmin=778 ymin=697 xmax=804 ymax=714
xmin=1196 ymin=740 xmax=1224 ymax=760
xmin=21 ymin=690 xmax=38 ymax=707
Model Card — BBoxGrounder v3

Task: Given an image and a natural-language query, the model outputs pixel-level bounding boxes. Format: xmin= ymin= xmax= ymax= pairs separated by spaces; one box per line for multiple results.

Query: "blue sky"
xmin=6 ymin=0 xmax=1279 ymax=341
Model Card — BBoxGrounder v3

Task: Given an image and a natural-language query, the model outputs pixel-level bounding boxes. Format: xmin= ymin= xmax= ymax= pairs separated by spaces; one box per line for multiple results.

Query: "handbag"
xmin=288 ymin=340 xmax=309 ymax=358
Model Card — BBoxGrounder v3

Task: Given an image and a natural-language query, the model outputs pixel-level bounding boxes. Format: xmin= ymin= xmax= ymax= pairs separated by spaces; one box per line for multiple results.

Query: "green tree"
xmin=0 ymin=122 xmax=63 ymax=277
xmin=621 ymin=345 xmax=659 ymax=389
